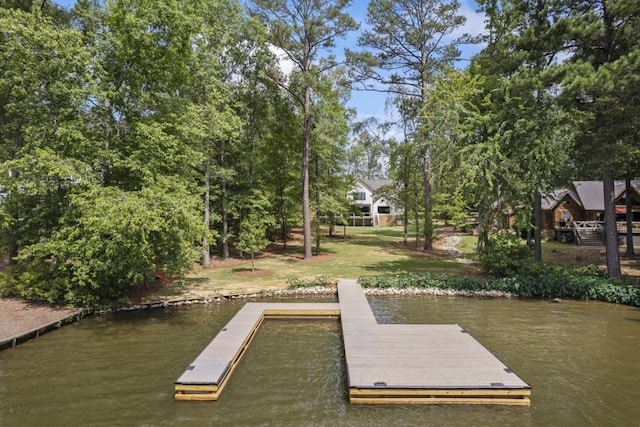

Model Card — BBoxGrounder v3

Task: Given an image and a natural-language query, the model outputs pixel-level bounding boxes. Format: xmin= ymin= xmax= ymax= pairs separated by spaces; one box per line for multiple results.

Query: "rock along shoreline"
xmin=103 ymin=286 xmax=514 ymax=314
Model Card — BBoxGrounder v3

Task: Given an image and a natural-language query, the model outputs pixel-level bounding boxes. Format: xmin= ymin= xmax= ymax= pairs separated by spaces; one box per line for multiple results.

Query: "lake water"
xmin=1 ymin=295 xmax=639 ymax=426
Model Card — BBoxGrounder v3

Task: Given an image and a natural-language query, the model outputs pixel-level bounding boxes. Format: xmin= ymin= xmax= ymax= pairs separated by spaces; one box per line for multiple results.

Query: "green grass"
xmin=150 ymin=226 xmax=470 ymax=299
xmin=457 ymin=235 xmax=479 ymax=258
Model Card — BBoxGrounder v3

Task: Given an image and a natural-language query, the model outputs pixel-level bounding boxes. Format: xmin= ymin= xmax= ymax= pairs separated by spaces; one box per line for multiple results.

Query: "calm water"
xmin=1 ymin=295 xmax=639 ymax=426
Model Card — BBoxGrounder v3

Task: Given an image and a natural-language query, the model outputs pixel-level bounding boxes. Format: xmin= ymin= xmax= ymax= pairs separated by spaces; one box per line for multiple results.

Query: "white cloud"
xmin=452 ymin=2 xmax=487 ymax=40
xmin=268 ymin=44 xmax=296 ymax=77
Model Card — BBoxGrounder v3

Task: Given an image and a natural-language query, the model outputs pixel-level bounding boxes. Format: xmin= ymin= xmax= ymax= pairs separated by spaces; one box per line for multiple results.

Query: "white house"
xmin=348 ymin=178 xmax=400 ymax=226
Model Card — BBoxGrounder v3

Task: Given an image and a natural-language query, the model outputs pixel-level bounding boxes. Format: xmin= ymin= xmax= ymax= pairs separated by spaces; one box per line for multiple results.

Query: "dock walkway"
xmin=175 ymin=280 xmax=530 ymax=405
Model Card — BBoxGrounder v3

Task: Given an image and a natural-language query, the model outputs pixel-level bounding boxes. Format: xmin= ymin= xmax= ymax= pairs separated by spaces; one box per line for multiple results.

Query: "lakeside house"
xmin=348 ymin=178 xmax=400 ymax=226
xmin=542 ymin=180 xmax=640 ymax=244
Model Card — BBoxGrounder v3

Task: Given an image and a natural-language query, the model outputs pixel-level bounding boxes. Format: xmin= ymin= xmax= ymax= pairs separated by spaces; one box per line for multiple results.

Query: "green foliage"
xmin=6 ymin=185 xmax=202 ymax=306
xmin=236 ymin=210 xmax=271 ymax=270
xmin=478 ymin=232 xmax=531 ymax=277
xmin=357 ymin=268 xmax=640 ymax=307
xmin=286 ymin=275 xmax=335 ymax=289
xmin=433 ymin=191 xmax=469 ymax=230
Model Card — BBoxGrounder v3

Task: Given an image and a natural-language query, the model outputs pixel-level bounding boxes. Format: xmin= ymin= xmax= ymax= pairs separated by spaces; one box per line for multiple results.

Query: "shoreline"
xmin=2 ymin=285 xmax=512 ymax=350
xmin=104 ymin=286 xmax=514 ymax=313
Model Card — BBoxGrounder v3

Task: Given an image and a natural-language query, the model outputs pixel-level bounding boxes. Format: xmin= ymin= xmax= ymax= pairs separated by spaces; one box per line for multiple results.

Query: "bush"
xmin=479 ymin=232 xmax=531 ymax=277
xmin=286 ymin=275 xmax=335 ymax=289
xmin=356 ymin=269 xmax=640 ymax=307
xmin=5 ymin=185 xmax=203 ymax=306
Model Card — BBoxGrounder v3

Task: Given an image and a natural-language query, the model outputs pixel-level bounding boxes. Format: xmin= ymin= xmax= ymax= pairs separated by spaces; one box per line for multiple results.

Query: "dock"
xmin=174 ymin=303 xmax=340 ymax=401
xmin=338 ymin=280 xmax=531 ymax=405
xmin=175 ymin=280 xmax=531 ymax=405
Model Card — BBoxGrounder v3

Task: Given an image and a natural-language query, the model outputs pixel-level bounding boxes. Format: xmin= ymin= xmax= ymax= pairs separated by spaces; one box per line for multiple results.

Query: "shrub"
xmin=5 ymin=185 xmax=203 ymax=306
xmin=356 ymin=269 xmax=640 ymax=307
xmin=479 ymin=232 xmax=531 ymax=277
xmin=286 ymin=275 xmax=335 ymax=289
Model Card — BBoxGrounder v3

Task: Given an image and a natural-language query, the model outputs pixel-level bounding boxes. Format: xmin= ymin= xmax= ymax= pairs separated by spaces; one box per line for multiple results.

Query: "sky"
xmin=339 ymin=1 xmax=486 ymax=125
xmin=52 ymin=0 xmax=487 ymax=128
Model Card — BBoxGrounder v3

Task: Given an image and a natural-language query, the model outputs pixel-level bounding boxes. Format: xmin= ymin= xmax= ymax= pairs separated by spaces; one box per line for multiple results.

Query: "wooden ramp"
xmin=338 ymin=279 xmax=531 ymax=405
xmin=175 ymin=281 xmax=530 ymax=405
xmin=174 ymin=303 xmax=339 ymax=401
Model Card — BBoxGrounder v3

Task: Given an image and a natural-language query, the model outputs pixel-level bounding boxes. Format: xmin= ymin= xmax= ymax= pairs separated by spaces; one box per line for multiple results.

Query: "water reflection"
xmin=0 ymin=296 xmax=639 ymax=426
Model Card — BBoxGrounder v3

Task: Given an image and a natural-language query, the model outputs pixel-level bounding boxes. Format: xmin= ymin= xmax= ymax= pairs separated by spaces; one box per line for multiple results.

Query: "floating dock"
xmin=338 ymin=280 xmax=531 ymax=405
xmin=175 ymin=280 xmax=531 ymax=405
xmin=174 ymin=303 xmax=340 ymax=401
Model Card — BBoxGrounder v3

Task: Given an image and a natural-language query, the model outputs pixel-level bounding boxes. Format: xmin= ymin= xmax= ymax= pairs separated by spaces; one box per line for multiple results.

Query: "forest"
xmin=1 ymin=0 xmax=639 ymax=305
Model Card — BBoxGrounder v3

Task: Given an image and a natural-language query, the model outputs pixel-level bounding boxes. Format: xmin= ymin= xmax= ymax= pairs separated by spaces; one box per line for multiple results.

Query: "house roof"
xmin=545 ymin=180 xmax=640 ymax=211
xmin=362 ymin=179 xmax=393 ymax=192
xmin=541 ymin=188 xmax=582 ymax=210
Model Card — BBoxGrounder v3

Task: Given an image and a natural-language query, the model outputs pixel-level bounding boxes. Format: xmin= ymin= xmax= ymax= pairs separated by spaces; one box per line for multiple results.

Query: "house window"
xmin=352 ymin=192 xmax=366 ymax=201
xmin=377 ymin=206 xmax=391 ymax=214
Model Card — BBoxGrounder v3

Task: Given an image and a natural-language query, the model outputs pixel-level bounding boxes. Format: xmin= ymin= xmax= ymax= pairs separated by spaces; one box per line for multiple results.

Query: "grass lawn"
xmin=140 ymin=228 xmax=640 ymax=303
xmin=144 ymin=226 xmax=471 ymax=301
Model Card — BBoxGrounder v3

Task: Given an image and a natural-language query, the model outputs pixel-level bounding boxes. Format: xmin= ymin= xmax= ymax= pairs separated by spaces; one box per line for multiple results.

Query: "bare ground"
xmin=0 ymin=298 xmax=84 ymax=345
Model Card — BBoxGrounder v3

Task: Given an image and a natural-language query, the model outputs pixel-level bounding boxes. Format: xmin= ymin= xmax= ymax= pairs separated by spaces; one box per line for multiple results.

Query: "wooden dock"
xmin=175 ymin=280 xmax=530 ymax=405
xmin=174 ymin=303 xmax=340 ymax=401
xmin=338 ymin=280 xmax=531 ymax=405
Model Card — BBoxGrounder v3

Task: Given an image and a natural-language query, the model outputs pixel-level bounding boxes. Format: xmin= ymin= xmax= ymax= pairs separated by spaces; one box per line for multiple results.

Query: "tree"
xmin=421 ymin=67 xmax=497 ymax=252
xmin=10 ymin=183 xmax=202 ymax=305
xmin=346 ymin=118 xmax=389 ymax=180
xmin=249 ymin=0 xmax=357 ymax=259
xmin=0 ymin=6 xmax=96 ymax=259
xmin=348 ymin=0 xmax=467 ymax=250
xmin=474 ymin=0 xmax=577 ymax=260
xmin=258 ymin=93 xmax=301 ymax=247
xmin=236 ymin=196 xmax=273 ymax=271
xmin=309 ymin=74 xmax=352 ymax=252
xmin=0 ymin=1 xmax=240 ymax=304
xmin=557 ymin=0 xmax=640 ymax=279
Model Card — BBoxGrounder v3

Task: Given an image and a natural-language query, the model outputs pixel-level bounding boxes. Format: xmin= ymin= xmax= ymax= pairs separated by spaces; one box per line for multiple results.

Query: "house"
xmin=542 ymin=180 xmax=640 ymax=244
xmin=348 ymin=178 xmax=400 ymax=226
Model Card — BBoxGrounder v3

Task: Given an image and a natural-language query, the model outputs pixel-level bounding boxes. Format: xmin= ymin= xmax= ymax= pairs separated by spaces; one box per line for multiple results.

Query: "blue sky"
xmin=340 ymin=1 xmax=486 ymax=125
xmin=52 ymin=0 xmax=486 ymax=126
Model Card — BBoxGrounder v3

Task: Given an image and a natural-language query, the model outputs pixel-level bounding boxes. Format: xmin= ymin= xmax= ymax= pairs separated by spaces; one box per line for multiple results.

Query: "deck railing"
xmin=616 ymin=221 xmax=640 ymax=232
xmin=571 ymin=221 xmax=603 ymax=230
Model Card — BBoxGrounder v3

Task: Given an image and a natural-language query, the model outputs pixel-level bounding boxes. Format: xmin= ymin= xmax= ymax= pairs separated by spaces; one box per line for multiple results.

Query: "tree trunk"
xmin=625 ymin=175 xmax=635 ymax=257
xmin=534 ymin=192 xmax=542 ymax=261
xmin=251 ymin=252 xmax=255 ymax=272
xmin=403 ymin=203 xmax=409 ymax=246
xmin=603 ymin=170 xmax=622 ymax=279
xmin=279 ymin=186 xmax=287 ymax=249
xmin=220 ymin=140 xmax=229 ymax=260
xmin=414 ymin=208 xmax=420 ymax=250
xmin=314 ymin=154 xmax=320 ymax=256
xmin=403 ymin=158 xmax=409 ymax=246
xmin=302 ymin=85 xmax=312 ymax=260
xmin=202 ymin=164 xmax=210 ymax=267
xmin=476 ymin=203 xmax=489 ymax=254
xmin=423 ymin=144 xmax=433 ymax=250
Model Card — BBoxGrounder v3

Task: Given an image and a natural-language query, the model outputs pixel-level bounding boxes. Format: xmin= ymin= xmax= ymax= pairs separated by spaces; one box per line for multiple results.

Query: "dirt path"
xmin=436 ymin=234 xmax=474 ymax=264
